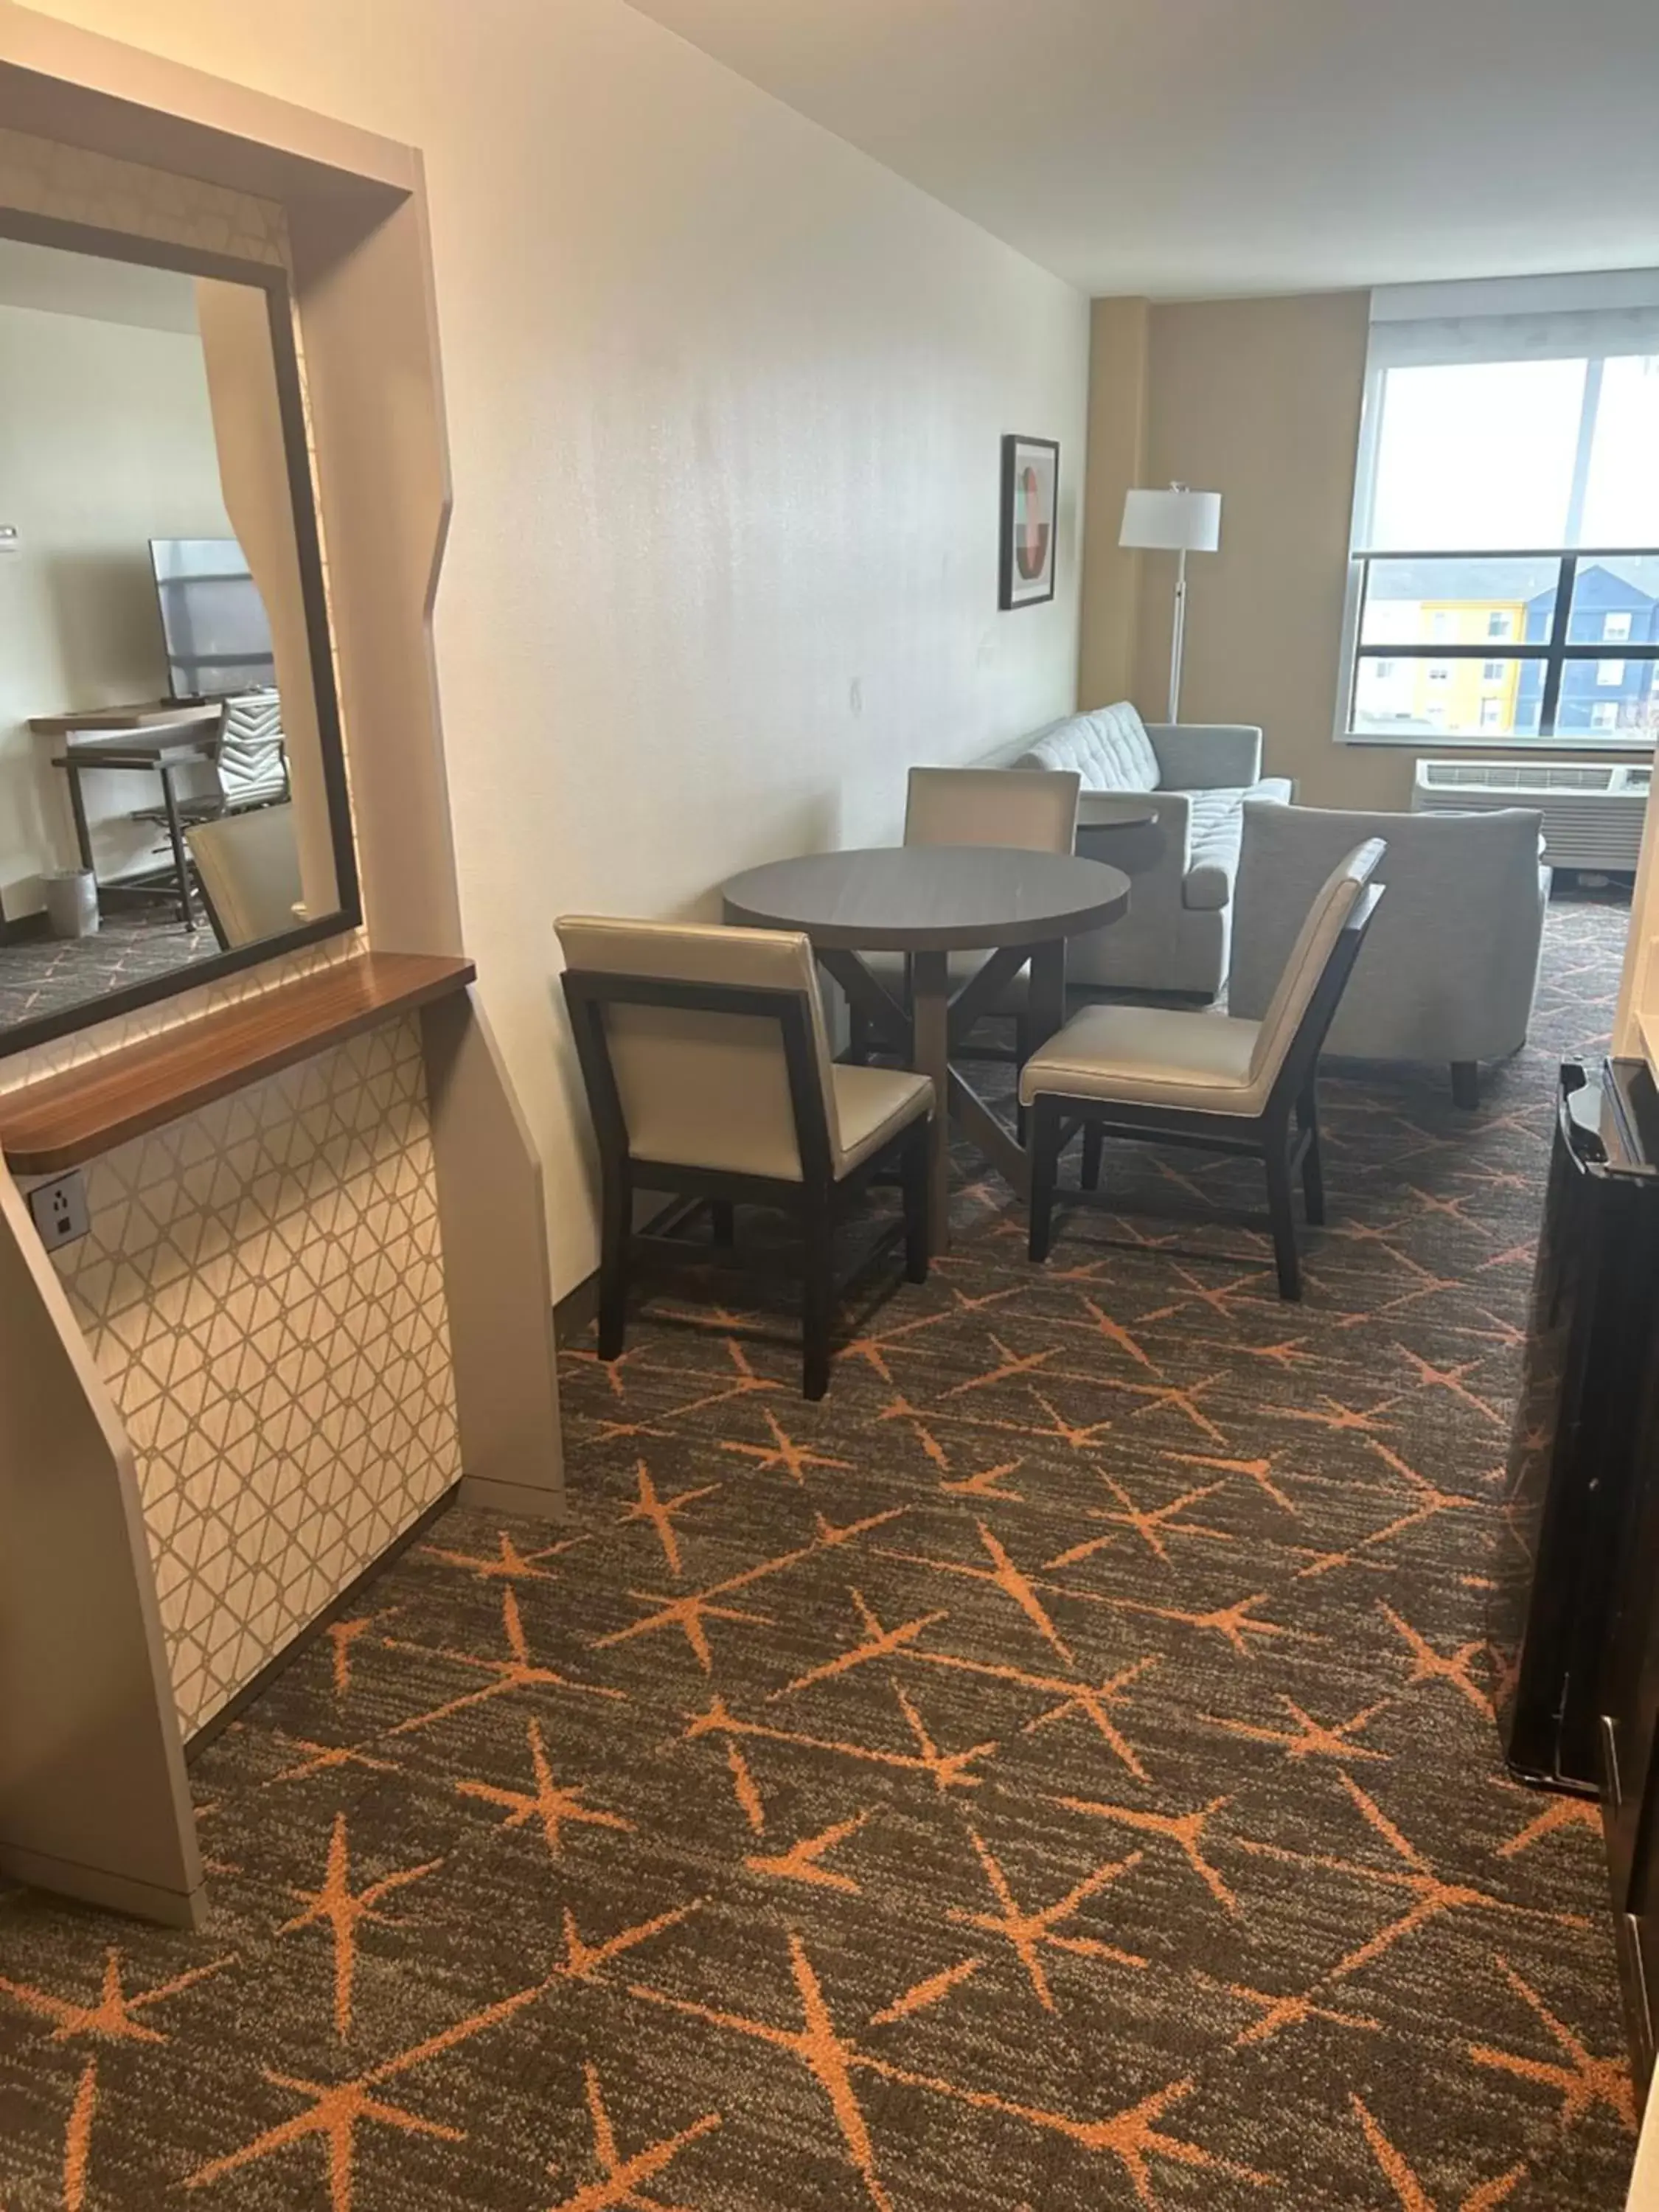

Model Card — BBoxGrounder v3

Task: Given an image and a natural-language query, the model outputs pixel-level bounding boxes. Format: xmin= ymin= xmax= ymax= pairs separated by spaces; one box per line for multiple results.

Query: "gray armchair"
xmin=1014 ymin=703 xmax=1292 ymax=999
xmin=1228 ymin=799 xmax=1551 ymax=1106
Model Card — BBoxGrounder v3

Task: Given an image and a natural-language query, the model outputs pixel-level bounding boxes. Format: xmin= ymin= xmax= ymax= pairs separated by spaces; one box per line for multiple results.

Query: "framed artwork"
xmin=998 ymin=434 xmax=1059 ymax=610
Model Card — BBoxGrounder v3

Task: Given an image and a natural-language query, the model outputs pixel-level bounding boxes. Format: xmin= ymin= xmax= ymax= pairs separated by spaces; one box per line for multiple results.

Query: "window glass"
xmin=1580 ymin=355 xmax=1659 ymax=547
xmin=1556 ymin=665 xmax=1657 ymax=735
xmin=1367 ymin=360 xmax=1585 ymax=549
xmin=1348 ymin=336 xmax=1659 ymax=742
xmin=1570 ymin=554 xmax=1659 ymax=641
xmin=1358 ymin=557 xmax=1557 ymax=647
xmin=1352 ymin=657 xmax=1543 ymax=740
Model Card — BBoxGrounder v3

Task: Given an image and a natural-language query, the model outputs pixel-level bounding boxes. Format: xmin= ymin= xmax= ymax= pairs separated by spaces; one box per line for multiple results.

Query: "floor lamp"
xmin=1119 ymin=484 xmax=1222 ymax=722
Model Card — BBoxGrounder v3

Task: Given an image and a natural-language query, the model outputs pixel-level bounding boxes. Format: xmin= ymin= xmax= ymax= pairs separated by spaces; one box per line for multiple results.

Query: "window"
xmin=1591 ymin=701 xmax=1620 ymax=730
xmin=1343 ymin=275 xmax=1659 ymax=741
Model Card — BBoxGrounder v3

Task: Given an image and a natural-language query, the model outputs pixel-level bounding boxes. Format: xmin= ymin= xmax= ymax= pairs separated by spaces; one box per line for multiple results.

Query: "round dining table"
xmin=722 ymin=844 xmax=1130 ymax=1252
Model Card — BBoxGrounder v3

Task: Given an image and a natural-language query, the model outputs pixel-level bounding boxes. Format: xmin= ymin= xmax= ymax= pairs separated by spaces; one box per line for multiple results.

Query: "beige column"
xmin=1077 ymin=296 xmax=1151 ymax=709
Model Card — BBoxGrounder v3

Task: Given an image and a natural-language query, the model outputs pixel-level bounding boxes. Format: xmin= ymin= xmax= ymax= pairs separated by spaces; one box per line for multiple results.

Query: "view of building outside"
xmin=1354 ymin=555 xmax=1659 ymax=737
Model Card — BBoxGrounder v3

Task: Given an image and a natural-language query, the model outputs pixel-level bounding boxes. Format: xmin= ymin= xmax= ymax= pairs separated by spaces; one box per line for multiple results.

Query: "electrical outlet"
xmin=27 ymin=1170 xmax=90 ymax=1251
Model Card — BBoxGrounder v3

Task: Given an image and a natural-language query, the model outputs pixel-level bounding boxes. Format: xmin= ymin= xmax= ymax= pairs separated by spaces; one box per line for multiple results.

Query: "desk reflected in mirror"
xmin=0 ymin=223 xmax=355 ymax=1048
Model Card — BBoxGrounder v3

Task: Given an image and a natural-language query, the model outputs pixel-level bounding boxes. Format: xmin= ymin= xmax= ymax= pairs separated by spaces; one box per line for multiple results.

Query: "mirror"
xmin=0 ymin=215 xmax=356 ymax=1052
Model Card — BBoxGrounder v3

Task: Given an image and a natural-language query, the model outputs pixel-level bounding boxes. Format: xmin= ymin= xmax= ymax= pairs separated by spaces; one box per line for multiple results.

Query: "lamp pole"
xmin=1118 ymin=481 xmax=1222 ymax=728
xmin=1168 ymin=540 xmax=1189 ymax=724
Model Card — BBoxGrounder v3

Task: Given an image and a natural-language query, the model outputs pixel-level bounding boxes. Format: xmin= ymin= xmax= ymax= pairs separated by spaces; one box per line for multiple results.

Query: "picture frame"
xmin=998 ymin=434 xmax=1059 ymax=611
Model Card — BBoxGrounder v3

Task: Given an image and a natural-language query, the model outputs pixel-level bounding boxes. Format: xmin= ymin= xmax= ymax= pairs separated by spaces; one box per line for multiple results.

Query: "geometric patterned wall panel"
xmin=46 ymin=1015 xmax=462 ymax=1739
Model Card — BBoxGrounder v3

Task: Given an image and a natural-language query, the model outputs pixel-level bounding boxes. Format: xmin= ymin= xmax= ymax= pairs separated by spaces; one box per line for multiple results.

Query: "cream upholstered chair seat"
xmin=1020 ymin=841 xmax=1385 ymax=1300
xmin=1020 ymin=1005 xmax=1264 ymax=1113
xmin=557 ymin=914 xmax=932 ymax=1397
xmin=618 ymin=1054 xmax=931 ymax=1182
xmin=832 ymin=1065 xmax=937 ymax=1170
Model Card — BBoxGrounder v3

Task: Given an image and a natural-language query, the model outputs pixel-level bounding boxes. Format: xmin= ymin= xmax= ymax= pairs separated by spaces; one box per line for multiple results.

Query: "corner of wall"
xmin=1077 ymin=296 xmax=1151 ymax=712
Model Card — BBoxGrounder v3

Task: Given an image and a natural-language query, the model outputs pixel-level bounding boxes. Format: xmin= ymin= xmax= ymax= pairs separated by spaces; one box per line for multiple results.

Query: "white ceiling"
xmin=0 ymin=237 xmax=198 ymax=332
xmin=625 ymin=0 xmax=1659 ymax=298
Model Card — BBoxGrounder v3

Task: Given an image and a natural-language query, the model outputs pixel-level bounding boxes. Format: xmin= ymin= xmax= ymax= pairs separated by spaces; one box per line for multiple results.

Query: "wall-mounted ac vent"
xmin=1411 ymin=758 xmax=1652 ymax=871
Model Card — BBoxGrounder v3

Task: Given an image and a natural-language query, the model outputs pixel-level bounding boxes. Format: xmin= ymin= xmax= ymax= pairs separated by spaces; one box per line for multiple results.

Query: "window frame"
xmin=1338 ymin=333 xmax=1659 ymax=749
xmin=1340 ymin=544 xmax=1659 ymax=746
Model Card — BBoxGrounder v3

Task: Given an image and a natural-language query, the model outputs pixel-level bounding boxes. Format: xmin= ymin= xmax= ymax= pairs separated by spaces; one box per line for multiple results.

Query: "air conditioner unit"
xmin=1411 ymin=758 xmax=1652 ymax=871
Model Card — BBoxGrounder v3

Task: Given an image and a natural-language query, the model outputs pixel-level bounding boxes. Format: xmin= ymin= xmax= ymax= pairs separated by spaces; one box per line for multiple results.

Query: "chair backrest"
xmin=555 ymin=917 xmax=844 ymax=1183
xmin=1015 ymin=703 xmax=1161 ymax=793
xmin=1231 ymin=800 xmax=1548 ymax=1063
xmin=186 ymin=804 xmax=305 ymax=949
xmin=212 ymin=689 xmax=288 ymax=810
xmin=904 ymin=765 xmax=1080 ymax=852
xmin=1248 ymin=839 xmax=1387 ymax=1090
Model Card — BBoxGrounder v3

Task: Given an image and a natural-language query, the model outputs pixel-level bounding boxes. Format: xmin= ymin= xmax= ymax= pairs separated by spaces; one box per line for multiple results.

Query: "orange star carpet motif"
xmin=0 ymin=890 xmax=1639 ymax=2210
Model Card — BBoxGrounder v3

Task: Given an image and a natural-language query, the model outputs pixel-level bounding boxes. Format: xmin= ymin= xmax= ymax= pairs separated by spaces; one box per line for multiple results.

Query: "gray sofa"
xmin=1229 ymin=799 xmax=1551 ymax=1105
xmin=1012 ymin=702 xmax=1293 ymax=999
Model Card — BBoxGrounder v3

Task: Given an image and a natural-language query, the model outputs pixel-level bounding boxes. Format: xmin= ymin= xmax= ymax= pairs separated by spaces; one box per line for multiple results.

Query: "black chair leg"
xmin=1028 ymin=1098 xmax=1060 ymax=1263
xmin=597 ymin=1162 xmax=633 ymax=1358
xmin=1081 ymin=1121 xmax=1104 ymax=1192
xmin=1295 ymin=1086 xmax=1325 ymax=1225
xmin=801 ymin=1207 xmax=834 ymax=1401
xmin=1264 ymin=1141 xmax=1301 ymax=1301
xmin=710 ymin=1200 xmax=736 ymax=1247
xmin=1450 ymin=1060 xmax=1480 ymax=1110
xmin=1015 ymin=1014 xmax=1032 ymax=1143
xmin=900 ymin=1124 xmax=930 ymax=1284
xmin=848 ymin=1006 xmax=872 ymax=1066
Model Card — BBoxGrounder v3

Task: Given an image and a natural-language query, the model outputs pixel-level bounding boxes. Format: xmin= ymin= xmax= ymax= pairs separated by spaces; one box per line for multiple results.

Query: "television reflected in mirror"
xmin=0 ymin=213 xmax=357 ymax=1054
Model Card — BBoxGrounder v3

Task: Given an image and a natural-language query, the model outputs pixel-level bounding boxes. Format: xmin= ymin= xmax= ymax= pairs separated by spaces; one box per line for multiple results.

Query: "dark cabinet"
xmin=1599 ymin=1312 xmax=1659 ymax=2092
xmin=1492 ymin=1059 xmax=1659 ymax=1790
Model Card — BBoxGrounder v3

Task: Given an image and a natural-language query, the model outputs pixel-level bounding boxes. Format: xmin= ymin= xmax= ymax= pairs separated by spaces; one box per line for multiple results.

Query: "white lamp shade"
xmin=1119 ymin=486 xmax=1222 ymax=553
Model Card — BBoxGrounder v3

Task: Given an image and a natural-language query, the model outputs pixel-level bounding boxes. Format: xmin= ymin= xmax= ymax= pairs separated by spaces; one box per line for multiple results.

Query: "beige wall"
xmin=27 ymin=0 xmax=1091 ymax=1298
xmin=0 ymin=299 xmax=232 ymax=914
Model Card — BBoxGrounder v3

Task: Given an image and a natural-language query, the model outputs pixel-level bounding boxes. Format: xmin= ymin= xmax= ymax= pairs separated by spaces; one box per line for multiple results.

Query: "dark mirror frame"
xmin=0 ymin=205 xmax=360 ymax=1060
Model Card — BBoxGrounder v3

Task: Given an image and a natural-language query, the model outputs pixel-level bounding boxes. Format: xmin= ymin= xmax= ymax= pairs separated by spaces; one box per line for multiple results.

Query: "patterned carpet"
xmin=0 ymin=888 xmax=1642 ymax=2212
xmin=0 ymin=909 xmax=216 ymax=1033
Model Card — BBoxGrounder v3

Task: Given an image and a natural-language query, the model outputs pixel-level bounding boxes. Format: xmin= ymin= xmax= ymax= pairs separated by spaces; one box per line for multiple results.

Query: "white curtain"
xmin=1368 ymin=270 xmax=1659 ymax=370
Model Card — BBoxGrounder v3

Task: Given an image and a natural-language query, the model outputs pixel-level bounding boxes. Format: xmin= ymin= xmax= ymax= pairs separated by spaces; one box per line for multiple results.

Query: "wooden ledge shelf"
xmin=0 ymin=952 xmax=474 ymax=1176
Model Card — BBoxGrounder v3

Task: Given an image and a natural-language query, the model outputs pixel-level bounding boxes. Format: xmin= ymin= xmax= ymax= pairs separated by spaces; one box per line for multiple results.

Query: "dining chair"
xmin=186 ymin=804 xmax=305 ymax=949
xmin=849 ymin=765 xmax=1082 ymax=1088
xmin=557 ymin=916 xmax=934 ymax=1398
xmin=1020 ymin=840 xmax=1385 ymax=1298
xmin=133 ymin=689 xmax=289 ymax=831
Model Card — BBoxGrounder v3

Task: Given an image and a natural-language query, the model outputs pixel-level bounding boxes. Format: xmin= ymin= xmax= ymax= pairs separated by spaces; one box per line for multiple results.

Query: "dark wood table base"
xmin=820 ymin=939 xmax=1064 ymax=1251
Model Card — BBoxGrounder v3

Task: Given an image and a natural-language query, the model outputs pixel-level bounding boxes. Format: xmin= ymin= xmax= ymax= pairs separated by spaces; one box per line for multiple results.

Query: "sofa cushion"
xmin=1017 ymin=702 xmax=1161 ymax=793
